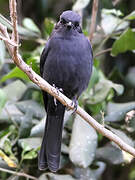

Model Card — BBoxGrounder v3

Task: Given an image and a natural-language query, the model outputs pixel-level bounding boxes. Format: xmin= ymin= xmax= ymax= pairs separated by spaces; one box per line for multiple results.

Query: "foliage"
xmin=0 ymin=0 xmax=135 ymax=180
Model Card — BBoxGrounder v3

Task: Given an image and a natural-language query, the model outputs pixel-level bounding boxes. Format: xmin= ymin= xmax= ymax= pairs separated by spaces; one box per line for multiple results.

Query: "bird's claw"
xmin=66 ymin=98 xmax=78 ymax=114
xmin=71 ymin=99 xmax=78 ymax=114
xmin=53 ymin=84 xmax=63 ymax=106
xmin=53 ymin=84 xmax=63 ymax=95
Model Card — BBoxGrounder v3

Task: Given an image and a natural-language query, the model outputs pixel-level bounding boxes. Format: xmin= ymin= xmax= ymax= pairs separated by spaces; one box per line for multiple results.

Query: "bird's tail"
xmin=38 ymin=98 xmax=65 ymax=172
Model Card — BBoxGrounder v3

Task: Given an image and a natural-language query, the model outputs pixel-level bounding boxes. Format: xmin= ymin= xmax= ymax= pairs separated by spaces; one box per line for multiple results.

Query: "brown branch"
xmin=94 ymin=48 xmax=112 ymax=58
xmin=0 ymin=167 xmax=37 ymax=180
xmin=9 ymin=0 xmax=19 ymax=65
xmin=89 ymin=0 xmax=99 ymax=41
xmin=10 ymin=0 xmax=19 ymax=45
xmin=0 ymin=34 xmax=18 ymax=46
xmin=0 ymin=0 xmax=135 ymax=159
xmin=0 ymin=22 xmax=13 ymax=55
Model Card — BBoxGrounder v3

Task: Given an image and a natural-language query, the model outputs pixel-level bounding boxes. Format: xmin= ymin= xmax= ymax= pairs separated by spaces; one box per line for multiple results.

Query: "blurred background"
xmin=0 ymin=0 xmax=135 ymax=179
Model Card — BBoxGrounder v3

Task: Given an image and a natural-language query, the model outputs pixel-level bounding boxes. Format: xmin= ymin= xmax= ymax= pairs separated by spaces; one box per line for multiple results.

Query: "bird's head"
xmin=56 ymin=10 xmax=82 ymax=33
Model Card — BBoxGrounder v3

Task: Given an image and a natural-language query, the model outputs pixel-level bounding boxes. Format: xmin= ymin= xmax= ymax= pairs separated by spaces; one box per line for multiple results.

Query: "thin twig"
xmin=94 ymin=48 xmax=112 ymax=58
xmin=89 ymin=0 xmax=99 ymax=41
xmin=0 ymin=0 xmax=135 ymax=159
xmin=0 ymin=34 xmax=18 ymax=46
xmin=10 ymin=0 xmax=19 ymax=45
xmin=0 ymin=21 xmax=10 ymax=39
xmin=0 ymin=22 xmax=13 ymax=55
xmin=0 ymin=167 xmax=38 ymax=180
xmin=9 ymin=0 xmax=19 ymax=63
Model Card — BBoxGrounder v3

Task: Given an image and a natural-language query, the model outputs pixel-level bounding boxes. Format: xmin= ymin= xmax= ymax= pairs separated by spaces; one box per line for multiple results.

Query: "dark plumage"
xmin=39 ymin=10 xmax=93 ymax=172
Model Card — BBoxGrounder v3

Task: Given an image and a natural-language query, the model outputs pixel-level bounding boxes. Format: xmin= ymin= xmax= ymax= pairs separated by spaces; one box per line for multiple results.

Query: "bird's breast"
xmin=43 ymin=36 xmax=92 ymax=98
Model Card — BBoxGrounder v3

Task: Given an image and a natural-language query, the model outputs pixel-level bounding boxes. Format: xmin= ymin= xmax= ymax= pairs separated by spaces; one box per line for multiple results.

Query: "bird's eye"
xmin=74 ymin=22 xmax=79 ymax=27
xmin=60 ymin=18 xmax=67 ymax=25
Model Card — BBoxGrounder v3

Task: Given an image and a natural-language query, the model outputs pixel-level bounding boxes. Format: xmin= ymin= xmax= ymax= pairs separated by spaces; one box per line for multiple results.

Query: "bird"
xmin=39 ymin=10 xmax=93 ymax=172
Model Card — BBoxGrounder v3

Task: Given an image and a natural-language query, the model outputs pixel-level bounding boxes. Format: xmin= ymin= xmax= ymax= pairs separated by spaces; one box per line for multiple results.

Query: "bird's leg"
xmin=66 ymin=96 xmax=78 ymax=114
xmin=53 ymin=84 xmax=63 ymax=106
xmin=71 ymin=96 xmax=78 ymax=114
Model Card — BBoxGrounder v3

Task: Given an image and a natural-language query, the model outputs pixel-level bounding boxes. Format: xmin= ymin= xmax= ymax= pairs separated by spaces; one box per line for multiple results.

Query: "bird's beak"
xmin=67 ymin=21 xmax=72 ymax=28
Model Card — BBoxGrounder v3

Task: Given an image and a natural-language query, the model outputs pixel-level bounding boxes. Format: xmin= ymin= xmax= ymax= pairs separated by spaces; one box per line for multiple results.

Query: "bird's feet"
xmin=53 ymin=84 xmax=63 ymax=106
xmin=71 ymin=98 xmax=78 ymax=114
xmin=66 ymin=97 xmax=78 ymax=114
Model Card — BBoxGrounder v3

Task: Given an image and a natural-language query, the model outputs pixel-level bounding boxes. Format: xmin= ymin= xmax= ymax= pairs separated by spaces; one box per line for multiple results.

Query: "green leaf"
xmin=105 ymin=79 xmax=124 ymax=95
xmin=125 ymin=10 xmax=135 ymax=20
xmin=92 ymin=161 xmax=106 ymax=179
xmin=0 ymin=14 xmax=40 ymax=38
xmin=0 ymin=67 xmax=30 ymax=83
xmin=79 ymin=66 xmax=99 ymax=106
xmin=0 ymin=102 xmax=23 ymax=124
xmin=111 ymin=28 xmax=135 ymax=56
xmin=23 ymin=18 xmax=41 ymax=34
xmin=27 ymin=56 xmax=40 ymax=74
xmin=89 ymin=102 xmax=106 ymax=115
xmin=0 ymin=40 xmax=5 ymax=67
xmin=105 ymin=102 xmax=135 ymax=122
xmin=0 ymin=89 xmax=7 ymax=113
xmin=86 ymin=79 xmax=124 ymax=104
xmin=23 ymin=149 xmax=37 ymax=160
xmin=81 ymin=67 xmax=124 ymax=106
xmin=30 ymin=117 xmax=46 ymax=137
xmin=15 ymin=100 xmax=45 ymax=119
xmin=96 ymin=143 xmax=124 ymax=164
xmin=102 ymin=9 xmax=124 ymax=16
xmin=20 ymin=142 xmax=32 ymax=152
xmin=4 ymin=139 xmax=12 ymax=155
xmin=101 ymin=9 xmax=129 ymax=35
xmin=44 ymin=18 xmax=55 ymax=36
xmin=19 ymin=109 xmax=33 ymax=138
xmin=87 ymin=66 xmax=99 ymax=91
xmin=2 ymin=80 xmax=27 ymax=101
xmin=0 ymin=149 xmax=17 ymax=168
xmin=69 ymin=115 xmax=97 ymax=168
xmin=126 ymin=115 xmax=135 ymax=133
xmin=0 ymin=132 xmax=10 ymax=149
xmin=0 ymin=128 xmax=18 ymax=164
xmin=3 ymin=138 xmax=18 ymax=164
xmin=39 ymin=173 xmax=76 ymax=180
xmin=125 ymin=67 xmax=135 ymax=88
xmin=73 ymin=0 xmax=90 ymax=11
xmin=74 ymin=167 xmax=96 ymax=180
xmin=107 ymin=126 xmax=134 ymax=147
xmin=18 ymin=137 xmax=41 ymax=150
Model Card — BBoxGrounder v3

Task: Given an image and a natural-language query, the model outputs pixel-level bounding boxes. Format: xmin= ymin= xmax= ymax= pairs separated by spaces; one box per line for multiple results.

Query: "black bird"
xmin=39 ymin=10 xmax=93 ymax=172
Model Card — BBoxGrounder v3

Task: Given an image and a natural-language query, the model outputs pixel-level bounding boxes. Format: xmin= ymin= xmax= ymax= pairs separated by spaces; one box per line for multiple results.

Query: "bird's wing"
xmin=40 ymin=40 xmax=50 ymax=77
xmin=40 ymin=40 xmax=50 ymax=111
xmin=87 ymin=38 xmax=93 ymax=58
xmin=40 ymin=27 xmax=58 ymax=76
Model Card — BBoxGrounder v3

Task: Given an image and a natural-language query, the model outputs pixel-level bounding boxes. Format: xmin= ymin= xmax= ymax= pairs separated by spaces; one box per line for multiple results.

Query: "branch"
xmin=10 ymin=0 xmax=19 ymax=45
xmin=94 ymin=48 xmax=112 ymax=58
xmin=89 ymin=0 xmax=99 ymax=41
xmin=0 ymin=167 xmax=37 ymax=180
xmin=9 ymin=0 xmax=19 ymax=64
xmin=0 ymin=0 xmax=135 ymax=160
xmin=0 ymin=21 xmax=13 ymax=55
xmin=0 ymin=34 xmax=18 ymax=46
